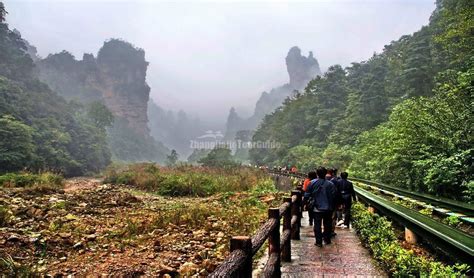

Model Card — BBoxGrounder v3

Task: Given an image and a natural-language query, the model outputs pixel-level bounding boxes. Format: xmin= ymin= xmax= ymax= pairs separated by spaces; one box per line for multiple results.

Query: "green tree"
xmin=350 ymin=66 xmax=473 ymax=201
xmin=86 ymin=101 xmax=114 ymax=129
xmin=187 ymin=149 xmax=210 ymax=164
xmin=198 ymin=147 xmax=236 ymax=167
xmin=166 ymin=149 xmax=179 ymax=166
xmin=0 ymin=8 xmax=112 ymax=176
xmin=0 ymin=115 xmax=34 ymax=172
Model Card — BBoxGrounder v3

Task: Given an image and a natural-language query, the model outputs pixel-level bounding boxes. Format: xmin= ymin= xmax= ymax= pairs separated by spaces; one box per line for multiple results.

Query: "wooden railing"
xmin=209 ymin=188 xmax=303 ymax=277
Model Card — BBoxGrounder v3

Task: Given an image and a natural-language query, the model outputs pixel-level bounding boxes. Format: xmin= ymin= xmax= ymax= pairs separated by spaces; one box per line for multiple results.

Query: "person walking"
xmin=304 ymin=167 xmax=337 ymax=247
xmin=329 ymin=169 xmax=342 ymax=236
xmin=303 ymin=171 xmax=317 ymax=225
xmin=339 ymin=172 xmax=356 ymax=228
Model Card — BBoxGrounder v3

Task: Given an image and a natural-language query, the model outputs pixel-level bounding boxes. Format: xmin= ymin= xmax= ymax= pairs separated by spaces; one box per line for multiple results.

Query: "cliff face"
xmin=225 ymin=46 xmax=321 ymax=138
xmin=286 ymin=46 xmax=321 ymax=89
xmin=36 ymin=39 xmax=150 ymax=135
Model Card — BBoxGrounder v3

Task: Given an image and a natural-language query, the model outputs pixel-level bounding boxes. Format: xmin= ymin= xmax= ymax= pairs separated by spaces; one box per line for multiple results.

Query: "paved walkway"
xmin=280 ymin=212 xmax=386 ymax=278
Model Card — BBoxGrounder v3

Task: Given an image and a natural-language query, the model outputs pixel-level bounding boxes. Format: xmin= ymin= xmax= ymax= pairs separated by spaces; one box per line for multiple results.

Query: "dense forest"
xmin=250 ymin=0 xmax=473 ymax=201
xmin=0 ymin=4 xmax=171 ymax=177
xmin=0 ymin=7 xmax=111 ymax=176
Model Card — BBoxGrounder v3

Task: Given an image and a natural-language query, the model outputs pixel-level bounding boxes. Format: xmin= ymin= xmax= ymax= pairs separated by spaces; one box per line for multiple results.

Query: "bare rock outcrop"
xmin=36 ymin=39 xmax=150 ymax=135
xmin=286 ymin=46 xmax=321 ymax=90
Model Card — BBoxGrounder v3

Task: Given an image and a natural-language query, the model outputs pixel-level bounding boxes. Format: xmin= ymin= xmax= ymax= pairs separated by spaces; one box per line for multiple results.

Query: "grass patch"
xmin=0 ymin=172 xmax=63 ymax=187
xmin=104 ymin=163 xmax=274 ymax=197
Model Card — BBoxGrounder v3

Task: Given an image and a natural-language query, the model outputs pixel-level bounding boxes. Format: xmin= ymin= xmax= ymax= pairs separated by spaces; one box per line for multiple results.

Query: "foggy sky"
xmin=6 ymin=0 xmax=435 ymax=123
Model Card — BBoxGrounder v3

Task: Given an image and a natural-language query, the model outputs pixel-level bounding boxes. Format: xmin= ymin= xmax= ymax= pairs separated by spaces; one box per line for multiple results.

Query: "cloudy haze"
xmin=6 ymin=0 xmax=435 ymax=122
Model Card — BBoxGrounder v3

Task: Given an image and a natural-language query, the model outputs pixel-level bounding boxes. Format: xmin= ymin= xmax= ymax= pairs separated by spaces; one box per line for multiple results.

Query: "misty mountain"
xmin=0 ymin=20 xmax=110 ymax=176
xmin=148 ymin=100 xmax=218 ymax=158
xmin=224 ymin=46 xmax=321 ymax=140
xmin=31 ymin=38 xmax=168 ymax=162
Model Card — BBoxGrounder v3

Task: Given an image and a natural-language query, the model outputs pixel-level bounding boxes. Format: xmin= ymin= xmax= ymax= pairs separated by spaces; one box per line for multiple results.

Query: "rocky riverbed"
xmin=0 ymin=179 xmax=276 ymax=276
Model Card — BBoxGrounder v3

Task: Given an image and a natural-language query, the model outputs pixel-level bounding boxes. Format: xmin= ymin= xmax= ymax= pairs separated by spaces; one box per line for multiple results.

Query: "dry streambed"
xmin=0 ymin=180 xmax=278 ymax=276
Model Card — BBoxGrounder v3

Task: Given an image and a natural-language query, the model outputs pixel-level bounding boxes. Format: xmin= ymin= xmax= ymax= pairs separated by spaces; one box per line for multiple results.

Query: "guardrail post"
xmin=268 ymin=208 xmax=281 ymax=277
xmin=282 ymin=197 xmax=292 ymax=262
xmin=404 ymin=227 xmax=419 ymax=244
xmin=230 ymin=236 xmax=252 ymax=277
xmin=291 ymin=190 xmax=301 ymax=240
xmin=368 ymin=205 xmax=376 ymax=214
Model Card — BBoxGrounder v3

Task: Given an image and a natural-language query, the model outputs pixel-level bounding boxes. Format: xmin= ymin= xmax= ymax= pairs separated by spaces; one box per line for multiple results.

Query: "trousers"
xmin=313 ymin=210 xmax=333 ymax=244
xmin=342 ymin=194 xmax=353 ymax=226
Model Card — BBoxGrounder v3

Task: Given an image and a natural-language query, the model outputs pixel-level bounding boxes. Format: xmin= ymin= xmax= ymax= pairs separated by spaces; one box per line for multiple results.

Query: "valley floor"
xmin=0 ymin=178 xmax=272 ymax=276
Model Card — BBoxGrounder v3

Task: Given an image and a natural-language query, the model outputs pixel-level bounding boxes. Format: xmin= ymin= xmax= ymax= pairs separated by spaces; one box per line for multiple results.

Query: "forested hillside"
xmin=250 ymin=0 xmax=473 ymax=201
xmin=224 ymin=47 xmax=321 ymax=140
xmin=0 ymin=8 xmax=110 ymax=176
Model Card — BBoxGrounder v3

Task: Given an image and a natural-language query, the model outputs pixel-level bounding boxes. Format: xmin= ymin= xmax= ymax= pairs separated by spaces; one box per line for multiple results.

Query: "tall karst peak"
xmin=36 ymin=39 xmax=151 ymax=135
xmin=224 ymin=46 xmax=322 ymax=140
xmin=286 ymin=46 xmax=321 ymax=89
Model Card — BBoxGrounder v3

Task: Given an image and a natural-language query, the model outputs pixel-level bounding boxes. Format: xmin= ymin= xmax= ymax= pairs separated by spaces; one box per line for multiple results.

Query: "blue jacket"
xmin=304 ymin=178 xmax=337 ymax=212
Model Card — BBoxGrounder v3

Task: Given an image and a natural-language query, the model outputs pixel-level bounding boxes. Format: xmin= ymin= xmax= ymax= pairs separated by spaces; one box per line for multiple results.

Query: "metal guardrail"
xmin=354 ymin=185 xmax=474 ymax=265
xmin=267 ymin=171 xmax=473 ymax=264
xmin=350 ymin=177 xmax=474 ymax=216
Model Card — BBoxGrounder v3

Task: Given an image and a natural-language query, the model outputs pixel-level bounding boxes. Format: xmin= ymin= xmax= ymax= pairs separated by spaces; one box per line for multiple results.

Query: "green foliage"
xmin=0 ymin=115 xmax=34 ymax=172
xmin=419 ymin=207 xmax=433 ymax=216
xmin=442 ymin=215 xmax=461 ymax=227
xmin=0 ymin=205 xmax=10 ymax=226
xmin=0 ymin=13 xmax=111 ymax=176
xmin=350 ymin=67 xmax=473 ymax=201
xmin=187 ymin=149 xmax=210 ymax=164
xmin=104 ymin=163 xmax=271 ymax=197
xmin=166 ymin=149 xmax=179 ymax=166
xmin=0 ymin=172 xmax=63 ymax=187
xmin=86 ymin=101 xmax=114 ymax=129
xmin=250 ymin=1 xmax=473 ymax=202
xmin=107 ymin=117 xmax=168 ymax=163
xmin=0 ymin=254 xmax=34 ymax=277
xmin=198 ymin=147 xmax=237 ymax=168
xmin=352 ymin=202 xmax=469 ymax=277
xmin=432 ymin=0 xmax=474 ymax=69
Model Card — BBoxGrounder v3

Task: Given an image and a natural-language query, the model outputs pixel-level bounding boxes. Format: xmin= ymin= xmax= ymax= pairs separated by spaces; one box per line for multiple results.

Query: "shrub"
xmin=352 ymin=202 xmax=469 ymax=277
xmin=104 ymin=163 xmax=272 ymax=197
xmin=442 ymin=215 xmax=461 ymax=227
xmin=0 ymin=206 xmax=10 ymax=227
xmin=0 ymin=172 xmax=63 ymax=187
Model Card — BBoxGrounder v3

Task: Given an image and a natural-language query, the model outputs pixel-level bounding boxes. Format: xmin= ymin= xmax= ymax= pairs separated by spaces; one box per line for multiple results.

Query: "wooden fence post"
xmin=282 ymin=197 xmax=292 ymax=262
xmin=268 ymin=208 xmax=281 ymax=277
xmin=291 ymin=190 xmax=301 ymax=240
xmin=296 ymin=186 xmax=303 ymax=221
xmin=230 ymin=236 xmax=252 ymax=278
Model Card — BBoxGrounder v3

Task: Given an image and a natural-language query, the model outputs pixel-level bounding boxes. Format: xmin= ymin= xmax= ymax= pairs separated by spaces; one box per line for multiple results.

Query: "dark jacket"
xmin=331 ymin=177 xmax=342 ymax=205
xmin=338 ymin=179 xmax=356 ymax=201
xmin=304 ymin=178 xmax=337 ymax=212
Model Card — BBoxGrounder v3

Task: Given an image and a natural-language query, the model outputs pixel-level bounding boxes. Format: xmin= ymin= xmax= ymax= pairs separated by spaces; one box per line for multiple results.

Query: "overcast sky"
xmin=6 ymin=0 xmax=435 ymax=122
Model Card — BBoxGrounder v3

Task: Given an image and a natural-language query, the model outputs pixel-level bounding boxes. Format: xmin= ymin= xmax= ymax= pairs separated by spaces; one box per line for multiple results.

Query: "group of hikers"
xmin=302 ymin=167 xmax=356 ymax=247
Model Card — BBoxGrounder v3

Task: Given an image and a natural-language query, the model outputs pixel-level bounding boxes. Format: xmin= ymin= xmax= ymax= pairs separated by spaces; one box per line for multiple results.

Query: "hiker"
xmin=291 ymin=165 xmax=298 ymax=174
xmin=304 ymin=167 xmax=336 ymax=247
xmin=303 ymin=171 xmax=317 ymax=226
xmin=339 ymin=172 xmax=356 ymax=228
xmin=329 ymin=168 xmax=342 ymax=236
